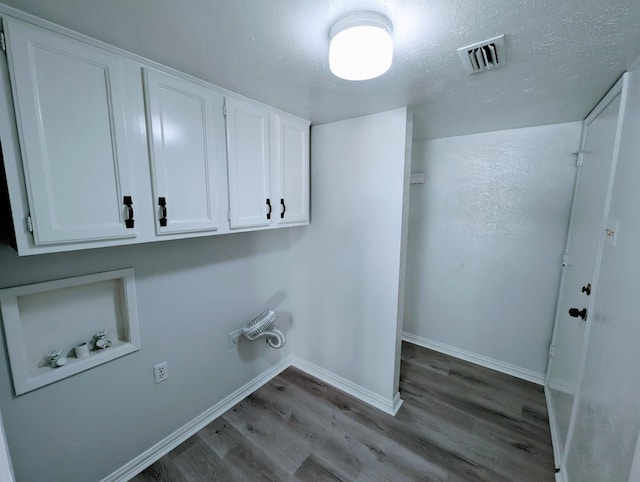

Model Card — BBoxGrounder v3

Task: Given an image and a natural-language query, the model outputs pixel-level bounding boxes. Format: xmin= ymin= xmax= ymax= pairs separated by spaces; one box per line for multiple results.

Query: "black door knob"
xmin=568 ymin=307 xmax=587 ymax=320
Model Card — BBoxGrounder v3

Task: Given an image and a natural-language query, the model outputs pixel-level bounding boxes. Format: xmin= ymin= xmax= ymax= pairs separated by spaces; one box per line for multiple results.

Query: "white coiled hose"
xmin=242 ymin=309 xmax=286 ymax=349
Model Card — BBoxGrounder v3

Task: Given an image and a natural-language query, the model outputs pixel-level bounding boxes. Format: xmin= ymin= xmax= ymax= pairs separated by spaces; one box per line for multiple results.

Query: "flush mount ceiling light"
xmin=329 ymin=11 xmax=393 ymax=81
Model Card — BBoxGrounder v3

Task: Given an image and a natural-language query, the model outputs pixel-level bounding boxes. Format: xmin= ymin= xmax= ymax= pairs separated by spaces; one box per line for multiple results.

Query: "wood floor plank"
xmin=221 ymin=393 xmax=310 ymax=474
xmin=195 ymin=417 xmax=242 ymax=459
xmin=253 ymin=379 xmax=373 ymax=480
xmin=166 ymin=435 xmax=232 ymax=481
xmin=222 ymin=435 xmax=294 ymax=482
xmin=401 ymin=342 xmax=452 ymax=376
xmin=293 ymin=454 xmax=345 ymax=482
xmin=132 ymin=342 xmax=555 ymax=481
xmin=401 ymin=366 xmax=551 ymax=444
xmin=471 ymin=417 xmax=554 ymax=470
xmin=401 ymin=360 xmax=524 ymax=420
xmin=280 ymin=369 xmax=484 ymax=481
xmin=240 ymin=380 xmax=367 ymax=480
xmin=258 ymin=375 xmax=448 ymax=482
xmin=130 ymin=459 xmax=185 ymax=482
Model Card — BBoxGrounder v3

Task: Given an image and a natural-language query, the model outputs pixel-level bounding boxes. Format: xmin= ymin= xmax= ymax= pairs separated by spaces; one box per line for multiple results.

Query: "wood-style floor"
xmin=131 ymin=342 xmax=555 ymax=481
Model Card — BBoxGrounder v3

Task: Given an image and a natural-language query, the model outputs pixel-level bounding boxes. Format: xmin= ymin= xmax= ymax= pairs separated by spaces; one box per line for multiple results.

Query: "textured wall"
xmin=290 ymin=108 xmax=409 ymax=403
xmin=404 ymin=122 xmax=582 ymax=375
xmin=0 ymin=231 xmax=291 ymax=482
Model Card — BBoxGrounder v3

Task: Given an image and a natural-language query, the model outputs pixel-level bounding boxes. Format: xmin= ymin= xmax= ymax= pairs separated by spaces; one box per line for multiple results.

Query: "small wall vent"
xmin=457 ymin=35 xmax=506 ymax=74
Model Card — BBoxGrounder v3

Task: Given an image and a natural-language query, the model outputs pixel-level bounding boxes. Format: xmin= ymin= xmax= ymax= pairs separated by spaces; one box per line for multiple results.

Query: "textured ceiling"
xmin=2 ymin=0 xmax=640 ymax=140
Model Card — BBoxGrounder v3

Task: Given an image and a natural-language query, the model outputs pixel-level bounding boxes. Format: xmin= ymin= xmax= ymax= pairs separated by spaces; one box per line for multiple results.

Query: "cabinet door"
xmin=225 ymin=97 xmax=271 ymax=229
xmin=144 ymin=69 xmax=222 ymax=234
xmin=4 ymin=18 xmax=136 ymax=245
xmin=271 ymin=114 xmax=310 ymax=225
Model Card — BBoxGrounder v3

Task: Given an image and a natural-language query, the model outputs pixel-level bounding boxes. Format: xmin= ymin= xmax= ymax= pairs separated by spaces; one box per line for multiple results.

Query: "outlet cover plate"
xmin=154 ymin=361 xmax=168 ymax=384
xmin=228 ymin=329 xmax=242 ymax=348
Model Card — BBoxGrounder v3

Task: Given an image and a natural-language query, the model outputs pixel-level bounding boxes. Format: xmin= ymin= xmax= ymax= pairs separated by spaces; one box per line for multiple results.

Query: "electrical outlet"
xmin=154 ymin=361 xmax=168 ymax=384
xmin=228 ymin=329 xmax=242 ymax=348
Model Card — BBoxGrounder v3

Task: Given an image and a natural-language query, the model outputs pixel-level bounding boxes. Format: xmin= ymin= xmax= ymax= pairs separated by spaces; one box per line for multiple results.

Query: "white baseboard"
xmin=103 ymin=354 xmax=402 ymax=480
xmin=104 ymin=354 xmax=405 ymax=481
xmin=102 ymin=356 xmax=293 ymax=482
xmin=291 ymin=356 xmax=403 ymax=416
xmin=402 ymin=332 xmax=545 ymax=385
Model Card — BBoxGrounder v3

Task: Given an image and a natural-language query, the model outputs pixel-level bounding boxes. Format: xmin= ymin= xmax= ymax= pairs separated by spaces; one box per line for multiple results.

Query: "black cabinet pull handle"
xmin=123 ymin=196 xmax=134 ymax=229
xmin=280 ymin=199 xmax=286 ymax=219
xmin=568 ymin=307 xmax=587 ymax=320
xmin=158 ymin=197 xmax=167 ymax=227
xmin=266 ymin=198 xmax=272 ymax=220
xmin=581 ymin=283 xmax=591 ymax=296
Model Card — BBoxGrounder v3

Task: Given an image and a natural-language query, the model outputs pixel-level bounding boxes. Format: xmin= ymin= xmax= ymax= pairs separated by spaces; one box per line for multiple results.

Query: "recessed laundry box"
xmin=0 ymin=268 xmax=141 ymax=395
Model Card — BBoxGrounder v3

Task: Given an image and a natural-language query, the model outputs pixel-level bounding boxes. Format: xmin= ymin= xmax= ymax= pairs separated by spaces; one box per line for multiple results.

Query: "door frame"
xmin=0 ymin=408 xmax=15 ymax=481
xmin=544 ymin=74 xmax=627 ymax=474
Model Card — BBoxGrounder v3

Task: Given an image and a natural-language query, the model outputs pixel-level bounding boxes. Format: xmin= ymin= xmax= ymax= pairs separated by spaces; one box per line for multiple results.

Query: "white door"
xmin=225 ymin=97 xmax=271 ymax=229
xmin=4 ymin=18 xmax=136 ymax=244
xmin=271 ymin=114 xmax=309 ymax=225
xmin=563 ymin=71 xmax=640 ymax=482
xmin=144 ymin=69 xmax=222 ymax=234
xmin=546 ymin=86 xmax=622 ymax=460
xmin=0 ymin=410 xmax=14 ymax=482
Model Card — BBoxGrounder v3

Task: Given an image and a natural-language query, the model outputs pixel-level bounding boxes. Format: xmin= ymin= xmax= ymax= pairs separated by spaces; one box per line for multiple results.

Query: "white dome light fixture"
xmin=329 ymin=11 xmax=393 ymax=81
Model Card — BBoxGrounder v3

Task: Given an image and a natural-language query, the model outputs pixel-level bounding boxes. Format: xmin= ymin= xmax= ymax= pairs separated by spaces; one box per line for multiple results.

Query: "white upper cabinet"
xmin=224 ymin=97 xmax=272 ymax=229
xmin=143 ymin=68 xmax=224 ymax=235
xmin=225 ymin=97 xmax=309 ymax=230
xmin=3 ymin=17 xmax=137 ymax=245
xmin=271 ymin=114 xmax=310 ymax=225
xmin=0 ymin=12 xmax=310 ymax=255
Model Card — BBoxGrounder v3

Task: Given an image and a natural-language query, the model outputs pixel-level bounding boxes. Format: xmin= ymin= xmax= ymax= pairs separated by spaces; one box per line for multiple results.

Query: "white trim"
xmin=402 ymin=332 xmax=545 ymax=385
xmin=290 ymin=356 xmax=403 ymax=416
xmin=629 ymin=433 xmax=640 ymax=482
xmin=0 ymin=411 xmax=15 ymax=482
xmin=547 ymin=379 xmax=576 ymax=396
xmin=545 ymin=385 xmax=563 ymax=468
xmin=101 ymin=356 xmax=292 ymax=482
xmin=584 ymin=76 xmax=624 ymax=125
xmin=555 ymin=467 xmax=568 ymax=482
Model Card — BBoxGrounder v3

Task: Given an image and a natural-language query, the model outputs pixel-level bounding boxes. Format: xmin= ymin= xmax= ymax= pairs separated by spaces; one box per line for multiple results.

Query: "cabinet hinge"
xmin=562 ymin=253 xmax=569 ymax=267
xmin=25 ymin=214 xmax=33 ymax=233
xmin=549 ymin=344 xmax=555 ymax=358
xmin=227 ymin=210 xmax=231 ymax=221
xmin=0 ymin=31 xmax=6 ymax=54
xmin=222 ymin=99 xmax=227 ymax=117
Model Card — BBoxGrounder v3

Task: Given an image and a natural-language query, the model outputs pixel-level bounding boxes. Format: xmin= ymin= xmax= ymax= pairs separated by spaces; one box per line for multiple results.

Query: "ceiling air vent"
xmin=457 ymin=35 xmax=506 ymax=74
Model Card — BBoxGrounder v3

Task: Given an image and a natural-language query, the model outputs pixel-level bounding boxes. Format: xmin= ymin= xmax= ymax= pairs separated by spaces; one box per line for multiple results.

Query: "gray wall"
xmin=403 ymin=122 xmax=582 ymax=376
xmin=0 ymin=231 xmax=292 ymax=482
xmin=290 ymin=108 xmax=410 ymax=404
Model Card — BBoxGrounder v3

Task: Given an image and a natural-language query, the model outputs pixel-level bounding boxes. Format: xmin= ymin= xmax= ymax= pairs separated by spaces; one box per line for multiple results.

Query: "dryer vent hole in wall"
xmin=228 ymin=310 xmax=287 ymax=349
xmin=241 ymin=309 xmax=286 ymax=349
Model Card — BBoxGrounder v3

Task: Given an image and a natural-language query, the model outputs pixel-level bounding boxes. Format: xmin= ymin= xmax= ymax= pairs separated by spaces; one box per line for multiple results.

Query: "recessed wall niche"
xmin=0 ymin=268 xmax=140 ymax=395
